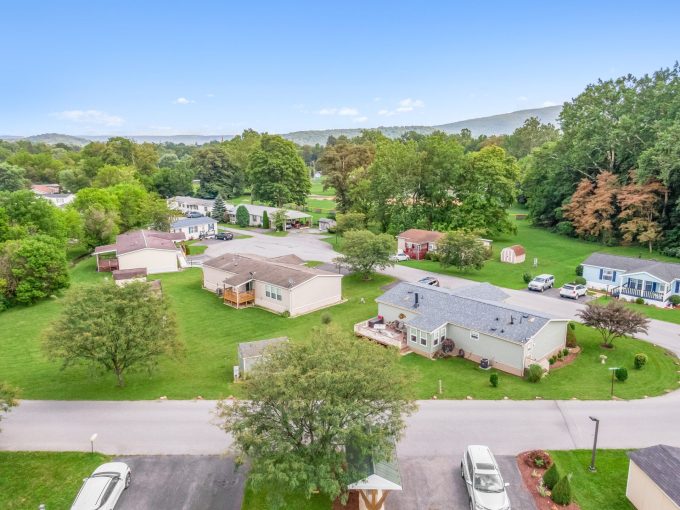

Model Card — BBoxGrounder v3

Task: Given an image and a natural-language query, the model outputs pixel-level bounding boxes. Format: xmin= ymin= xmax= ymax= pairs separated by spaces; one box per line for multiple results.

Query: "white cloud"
xmin=353 ymin=116 xmax=369 ymax=123
xmin=206 ymin=93 xmax=215 ymax=98
xmin=373 ymin=96 xmax=382 ymax=102
xmin=517 ymin=96 xmax=528 ymax=102
xmin=542 ymin=100 xmax=558 ymax=107
xmin=51 ymin=110 xmax=124 ymax=127
xmin=173 ymin=97 xmax=195 ymax=104
xmin=378 ymin=98 xmax=425 ymax=116
xmin=317 ymin=106 xmax=360 ymax=117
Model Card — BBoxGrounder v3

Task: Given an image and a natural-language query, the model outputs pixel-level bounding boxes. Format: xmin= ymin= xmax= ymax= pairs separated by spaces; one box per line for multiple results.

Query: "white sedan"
xmin=71 ymin=462 xmax=131 ymax=510
xmin=559 ymin=283 xmax=588 ymax=299
xmin=390 ymin=252 xmax=410 ymax=262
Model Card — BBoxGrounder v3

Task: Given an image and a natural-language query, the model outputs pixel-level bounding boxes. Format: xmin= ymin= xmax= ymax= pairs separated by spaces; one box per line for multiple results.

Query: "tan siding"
xmin=202 ymin=266 xmax=236 ymax=292
xmin=254 ymin=281 xmax=290 ymax=313
xmin=118 ymin=249 xmax=180 ymax=274
xmin=446 ymin=324 xmax=525 ymax=374
xmin=627 ymin=461 xmax=680 ymax=510
xmin=377 ymin=303 xmax=419 ymax=324
xmin=290 ymin=276 xmax=343 ymax=316
xmin=528 ymin=321 xmax=568 ymax=365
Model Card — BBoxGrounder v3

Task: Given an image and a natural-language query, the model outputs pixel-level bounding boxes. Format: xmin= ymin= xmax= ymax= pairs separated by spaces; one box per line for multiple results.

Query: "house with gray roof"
xmin=581 ymin=253 xmax=680 ymax=307
xmin=224 ymin=203 xmax=312 ymax=229
xmin=355 ymin=281 xmax=568 ymax=376
xmin=170 ymin=216 xmax=218 ymax=240
xmin=237 ymin=337 xmax=288 ymax=378
xmin=167 ymin=196 xmax=215 ymax=216
xmin=202 ymin=253 xmax=342 ymax=316
xmin=627 ymin=444 xmax=680 ymax=510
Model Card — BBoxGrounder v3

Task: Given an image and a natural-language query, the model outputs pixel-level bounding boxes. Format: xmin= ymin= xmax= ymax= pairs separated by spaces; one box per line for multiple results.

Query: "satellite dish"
xmin=288 ymin=278 xmax=294 ymax=288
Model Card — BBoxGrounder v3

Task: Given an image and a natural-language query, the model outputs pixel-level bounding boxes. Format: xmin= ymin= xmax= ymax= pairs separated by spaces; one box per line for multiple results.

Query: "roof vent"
xmin=500 ymin=328 xmax=505 ymax=333
xmin=490 ymin=327 xmax=497 ymax=332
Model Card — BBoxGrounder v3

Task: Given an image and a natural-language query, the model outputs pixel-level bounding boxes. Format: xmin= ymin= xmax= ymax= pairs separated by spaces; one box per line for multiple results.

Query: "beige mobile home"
xmin=93 ymin=230 xmax=186 ymax=274
xmin=627 ymin=445 xmax=680 ymax=510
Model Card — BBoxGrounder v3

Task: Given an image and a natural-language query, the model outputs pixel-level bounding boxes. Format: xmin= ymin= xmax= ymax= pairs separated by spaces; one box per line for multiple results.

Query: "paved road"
xmin=115 ymin=455 xmax=245 ymax=510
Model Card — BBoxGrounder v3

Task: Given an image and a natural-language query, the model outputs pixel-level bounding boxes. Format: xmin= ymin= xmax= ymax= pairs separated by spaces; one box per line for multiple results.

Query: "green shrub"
xmin=670 ymin=295 xmax=680 ymax=306
xmin=557 ymin=350 xmax=563 ymax=360
xmin=548 ymin=357 xmax=556 ymax=365
xmin=236 ymin=205 xmax=250 ymax=228
xmin=542 ymin=463 xmax=561 ymax=490
xmin=320 ymin=312 xmax=332 ymax=325
xmin=574 ymin=276 xmax=587 ymax=285
xmin=489 ymin=373 xmax=499 ymax=387
xmin=566 ymin=327 xmax=578 ymax=348
xmin=551 ymin=475 xmax=573 ymax=505
xmin=635 ymin=297 xmax=645 ymax=305
xmin=575 ymin=264 xmax=584 ymax=277
xmin=526 ymin=364 xmax=543 ymax=383
xmin=634 ymin=353 xmax=648 ymax=369
xmin=262 ymin=210 xmax=270 ymax=229
xmin=429 ymin=252 xmax=440 ymax=262
xmin=568 ymin=322 xmax=576 ymax=331
xmin=615 ymin=367 xmax=628 ymax=382
xmin=523 ymin=272 xmax=533 ymax=284
xmin=562 ymin=348 xmax=569 ymax=357
xmin=280 ymin=310 xmax=290 ymax=318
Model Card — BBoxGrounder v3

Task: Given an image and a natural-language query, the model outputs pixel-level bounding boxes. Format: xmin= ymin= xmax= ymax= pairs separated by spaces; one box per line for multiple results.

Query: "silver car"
xmin=71 ymin=462 xmax=131 ymax=510
xmin=461 ymin=445 xmax=511 ymax=510
xmin=527 ymin=274 xmax=554 ymax=292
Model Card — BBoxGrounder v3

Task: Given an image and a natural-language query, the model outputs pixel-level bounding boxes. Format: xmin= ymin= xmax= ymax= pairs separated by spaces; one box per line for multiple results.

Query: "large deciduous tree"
xmin=437 ymin=231 xmax=488 ymax=271
xmin=0 ymin=162 xmax=29 ymax=192
xmin=563 ymin=171 xmax=620 ymax=243
xmin=216 ymin=327 xmax=415 ymax=507
xmin=333 ymin=229 xmax=394 ymax=279
xmin=617 ymin=175 xmax=666 ymax=252
xmin=193 ymin=144 xmax=245 ymax=198
xmin=317 ymin=139 xmax=374 ymax=212
xmin=249 ymin=135 xmax=310 ymax=207
xmin=577 ymin=300 xmax=649 ymax=347
xmin=43 ymin=281 xmax=182 ymax=387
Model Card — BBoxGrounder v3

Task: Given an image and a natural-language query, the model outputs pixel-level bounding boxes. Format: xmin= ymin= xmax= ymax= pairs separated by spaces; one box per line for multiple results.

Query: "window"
xmin=188 ymin=226 xmax=196 ymax=234
xmin=265 ymin=284 xmax=282 ymax=301
xmin=602 ymin=269 xmax=613 ymax=281
xmin=419 ymin=330 xmax=427 ymax=346
xmin=470 ymin=331 xmax=480 ymax=341
xmin=645 ymin=280 xmax=655 ymax=292
xmin=411 ymin=334 xmax=417 ymax=343
xmin=628 ymin=278 xmax=642 ymax=290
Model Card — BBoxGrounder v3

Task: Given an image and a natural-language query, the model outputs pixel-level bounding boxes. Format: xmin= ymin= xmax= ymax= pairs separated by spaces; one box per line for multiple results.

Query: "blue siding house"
xmin=582 ymin=253 xmax=680 ymax=307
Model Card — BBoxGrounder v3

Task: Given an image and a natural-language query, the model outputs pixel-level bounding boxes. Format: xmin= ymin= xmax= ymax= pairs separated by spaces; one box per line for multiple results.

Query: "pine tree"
xmin=551 ymin=475 xmax=573 ymax=505
xmin=542 ymin=462 xmax=560 ymax=490
xmin=262 ymin=210 xmax=270 ymax=229
xmin=212 ymin=195 xmax=226 ymax=221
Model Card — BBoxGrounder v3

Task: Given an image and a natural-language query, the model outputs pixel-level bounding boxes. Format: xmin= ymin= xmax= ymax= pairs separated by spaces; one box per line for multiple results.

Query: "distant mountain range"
xmin=1 ymin=105 xmax=561 ymax=147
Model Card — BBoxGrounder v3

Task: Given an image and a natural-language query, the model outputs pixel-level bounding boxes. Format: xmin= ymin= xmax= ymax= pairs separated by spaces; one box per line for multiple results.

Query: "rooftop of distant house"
xmin=94 ymin=230 xmax=185 ymax=255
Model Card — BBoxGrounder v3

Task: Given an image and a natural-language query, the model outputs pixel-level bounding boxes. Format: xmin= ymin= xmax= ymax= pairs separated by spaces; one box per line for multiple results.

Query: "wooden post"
xmin=439 ymin=379 xmax=442 ymax=394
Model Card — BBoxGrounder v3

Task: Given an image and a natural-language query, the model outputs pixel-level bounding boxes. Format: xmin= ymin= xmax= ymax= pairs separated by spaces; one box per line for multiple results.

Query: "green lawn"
xmin=310 ymin=179 xmax=335 ymax=197
xmin=304 ymin=260 xmax=324 ymax=268
xmin=184 ymin=240 xmax=208 ymax=255
xmin=597 ymin=296 xmax=680 ymax=325
xmin=549 ymin=450 xmax=634 ymax=510
xmin=242 ymin=482 xmax=330 ymax=510
xmin=0 ymin=452 xmax=112 ymax=510
xmin=227 ymin=193 xmax=337 ymax=224
xmin=402 ymin=214 xmax=678 ymax=289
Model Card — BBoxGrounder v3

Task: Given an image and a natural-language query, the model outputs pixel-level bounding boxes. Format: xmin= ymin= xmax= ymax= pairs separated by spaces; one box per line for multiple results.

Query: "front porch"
xmin=613 ymin=276 xmax=674 ymax=307
xmin=354 ymin=319 xmax=409 ymax=353
xmin=96 ymin=256 xmax=119 ymax=272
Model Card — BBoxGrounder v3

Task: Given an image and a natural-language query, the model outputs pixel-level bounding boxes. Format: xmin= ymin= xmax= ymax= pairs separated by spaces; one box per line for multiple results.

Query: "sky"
xmin=1 ymin=0 xmax=679 ymax=136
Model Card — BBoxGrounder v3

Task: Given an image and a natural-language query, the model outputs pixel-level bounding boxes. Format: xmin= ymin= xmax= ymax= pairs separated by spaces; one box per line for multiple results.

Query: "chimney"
xmin=414 ymin=292 xmax=419 ymax=308
xmin=510 ymin=315 xmax=515 ymax=325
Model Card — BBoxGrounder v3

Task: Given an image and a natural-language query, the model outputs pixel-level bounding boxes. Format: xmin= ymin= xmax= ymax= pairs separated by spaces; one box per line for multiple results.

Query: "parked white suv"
xmin=461 ymin=445 xmax=511 ymax=510
xmin=560 ymin=283 xmax=587 ymax=299
xmin=71 ymin=462 xmax=131 ymax=510
xmin=528 ymin=274 xmax=555 ymax=292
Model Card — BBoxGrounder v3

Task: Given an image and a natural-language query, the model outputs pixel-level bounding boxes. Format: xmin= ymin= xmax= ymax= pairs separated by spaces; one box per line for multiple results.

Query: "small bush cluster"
xmin=615 ymin=367 xmax=629 ymax=382
xmin=320 ymin=312 xmax=332 ymax=325
xmin=635 ymin=297 xmax=645 ymax=305
xmin=552 ymin=474 xmax=573 ymax=505
xmin=523 ymin=272 xmax=533 ymax=284
xmin=566 ymin=323 xmax=578 ymax=348
xmin=425 ymin=251 xmax=440 ymax=262
xmin=575 ymin=264 xmax=584 ymax=276
xmin=542 ymin=463 xmax=560 ymax=490
xmin=634 ymin=353 xmax=648 ymax=369
xmin=670 ymin=295 xmax=680 ymax=306
xmin=562 ymin=348 xmax=569 ymax=357
xmin=526 ymin=364 xmax=543 ymax=383
xmin=574 ymin=276 xmax=587 ymax=285
xmin=489 ymin=373 xmax=499 ymax=387
xmin=549 ymin=356 xmax=556 ymax=365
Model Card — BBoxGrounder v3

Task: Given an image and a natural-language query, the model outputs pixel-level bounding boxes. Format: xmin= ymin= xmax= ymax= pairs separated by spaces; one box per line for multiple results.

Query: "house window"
xmin=602 ymin=269 xmax=613 ymax=281
xmin=188 ymin=226 xmax=196 ymax=234
xmin=470 ymin=331 xmax=479 ymax=341
xmin=265 ymin=284 xmax=282 ymax=301
xmin=419 ymin=331 xmax=427 ymax=346
xmin=628 ymin=278 xmax=642 ymax=290
xmin=645 ymin=281 xmax=655 ymax=292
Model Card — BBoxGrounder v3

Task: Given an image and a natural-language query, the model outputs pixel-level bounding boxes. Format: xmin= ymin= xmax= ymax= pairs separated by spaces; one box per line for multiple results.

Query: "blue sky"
xmin=1 ymin=1 xmax=678 ymax=136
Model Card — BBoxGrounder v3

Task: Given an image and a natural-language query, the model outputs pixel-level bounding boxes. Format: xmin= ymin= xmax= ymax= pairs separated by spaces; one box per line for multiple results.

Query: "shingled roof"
xmin=629 ymin=445 xmax=680 ymax=506
xmin=171 ymin=216 xmax=218 ymax=229
xmin=397 ymin=229 xmax=444 ymax=244
xmin=377 ymin=282 xmax=560 ymax=343
xmin=583 ymin=253 xmax=680 ymax=283
xmin=94 ymin=230 xmax=185 ymax=255
xmin=203 ymin=253 xmax=339 ymax=289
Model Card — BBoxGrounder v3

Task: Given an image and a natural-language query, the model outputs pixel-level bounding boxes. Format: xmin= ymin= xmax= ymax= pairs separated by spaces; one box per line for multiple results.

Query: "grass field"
xmin=402 ymin=213 xmax=679 ymax=290
xmin=0 ymin=258 xmax=677 ymax=400
xmin=310 ymin=179 xmax=335 ymax=197
xmin=242 ymin=482 xmax=330 ymax=510
xmin=184 ymin=240 xmax=208 ymax=255
xmin=228 ymin=191 xmax=337 ymax=224
xmin=549 ymin=450 xmax=634 ymax=510
xmin=0 ymin=452 xmax=112 ymax=510
xmin=596 ymin=296 xmax=680 ymax=325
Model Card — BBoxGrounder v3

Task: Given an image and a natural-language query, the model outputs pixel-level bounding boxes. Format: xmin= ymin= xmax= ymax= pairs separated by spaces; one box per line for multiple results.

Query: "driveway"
xmin=391 ymin=455 xmax=535 ymax=510
xmin=115 ymin=455 xmax=245 ymax=510
xmin=520 ymin=286 xmax=595 ymax=303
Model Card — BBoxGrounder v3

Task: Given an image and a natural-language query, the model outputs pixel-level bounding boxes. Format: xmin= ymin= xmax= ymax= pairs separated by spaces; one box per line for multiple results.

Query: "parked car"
xmin=527 ymin=274 xmax=555 ymax=292
xmin=215 ymin=231 xmax=234 ymax=241
xmin=71 ymin=462 xmax=131 ymax=510
xmin=461 ymin=445 xmax=511 ymax=510
xmin=390 ymin=252 xmax=410 ymax=262
xmin=185 ymin=211 xmax=203 ymax=218
xmin=560 ymin=283 xmax=587 ymax=299
xmin=418 ymin=276 xmax=440 ymax=286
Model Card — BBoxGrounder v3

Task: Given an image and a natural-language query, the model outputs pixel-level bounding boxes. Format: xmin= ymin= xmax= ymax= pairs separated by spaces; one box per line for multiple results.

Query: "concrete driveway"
xmin=391 ymin=455 xmax=535 ymax=510
xmin=520 ymin=285 xmax=595 ymax=303
xmin=114 ymin=455 xmax=245 ymax=510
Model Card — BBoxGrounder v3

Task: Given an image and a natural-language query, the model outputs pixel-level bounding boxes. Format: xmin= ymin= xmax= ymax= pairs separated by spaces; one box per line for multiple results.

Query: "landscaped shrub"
xmin=615 ymin=367 xmax=628 ymax=382
xmin=280 ymin=310 xmax=290 ymax=318
xmin=557 ymin=350 xmax=563 ymax=360
xmin=635 ymin=297 xmax=645 ymax=305
xmin=562 ymin=348 xmax=569 ymax=357
xmin=670 ymin=295 xmax=680 ymax=306
xmin=542 ymin=462 xmax=561 ymax=490
xmin=551 ymin=475 xmax=573 ymax=505
xmin=549 ymin=357 xmax=556 ymax=365
xmin=320 ymin=312 xmax=332 ymax=325
xmin=236 ymin=205 xmax=250 ymax=228
xmin=574 ymin=276 xmax=587 ymax=285
xmin=489 ymin=373 xmax=499 ymax=387
xmin=634 ymin=353 xmax=648 ymax=369
xmin=575 ymin=264 xmax=584 ymax=277
xmin=526 ymin=364 xmax=543 ymax=383
xmin=523 ymin=272 xmax=533 ymax=284
xmin=566 ymin=324 xmax=578 ymax=348
xmin=262 ymin=210 xmax=270 ymax=229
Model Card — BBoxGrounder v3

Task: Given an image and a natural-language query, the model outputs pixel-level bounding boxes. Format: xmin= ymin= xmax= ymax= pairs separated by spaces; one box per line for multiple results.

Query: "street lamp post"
xmin=589 ymin=416 xmax=600 ymax=472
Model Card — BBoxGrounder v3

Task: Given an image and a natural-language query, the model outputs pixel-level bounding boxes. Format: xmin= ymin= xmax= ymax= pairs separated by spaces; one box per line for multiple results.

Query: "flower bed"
xmin=517 ymin=451 xmax=580 ymax=510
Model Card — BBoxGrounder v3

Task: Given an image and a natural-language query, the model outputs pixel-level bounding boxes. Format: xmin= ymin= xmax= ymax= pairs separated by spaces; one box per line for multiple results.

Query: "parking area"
xmin=522 ymin=285 xmax=595 ymax=303
xmin=391 ymin=455 xmax=536 ymax=510
xmin=114 ymin=455 xmax=246 ymax=510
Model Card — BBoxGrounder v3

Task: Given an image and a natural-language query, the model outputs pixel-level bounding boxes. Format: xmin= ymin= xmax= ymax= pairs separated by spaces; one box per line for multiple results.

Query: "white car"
xmin=560 ymin=283 xmax=587 ymax=299
xmin=527 ymin=274 xmax=555 ymax=292
xmin=390 ymin=252 xmax=410 ymax=262
xmin=71 ymin=462 xmax=131 ymax=510
xmin=461 ymin=445 xmax=511 ymax=510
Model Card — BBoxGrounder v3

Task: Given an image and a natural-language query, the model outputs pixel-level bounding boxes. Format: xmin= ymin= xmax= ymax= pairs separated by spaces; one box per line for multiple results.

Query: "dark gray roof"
xmin=450 ymin=283 xmax=509 ymax=302
xmin=377 ymin=282 xmax=560 ymax=344
xmin=237 ymin=337 xmax=288 ymax=359
xmin=583 ymin=253 xmax=680 ymax=283
xmin=171 ymin=216 xmax=217 ymax=229
xmin=629 ymin=445 xmax=680 ymax=505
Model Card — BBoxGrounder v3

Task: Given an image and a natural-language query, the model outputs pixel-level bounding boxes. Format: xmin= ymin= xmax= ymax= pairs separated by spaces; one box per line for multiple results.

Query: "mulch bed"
xmin=517 ymin=451 xmax=580 ymax=510
xmin=548 ymin=347 xmax=581 ymax=372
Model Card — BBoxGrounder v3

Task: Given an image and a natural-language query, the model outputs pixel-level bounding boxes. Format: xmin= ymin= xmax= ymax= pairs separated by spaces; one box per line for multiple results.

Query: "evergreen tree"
xmin=212 ymin=195 xmax=226 ymax=221
xmin=262 ymin=209 xmax=270 ymax=229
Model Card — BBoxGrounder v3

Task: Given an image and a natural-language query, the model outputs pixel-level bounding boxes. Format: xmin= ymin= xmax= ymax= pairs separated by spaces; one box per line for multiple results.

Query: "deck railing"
xmin=224 ymin=289 xmax=255 ymax=305
xmin=616 ymin=287 xmax=665 ymax=302
xmin=97 ymin=258 xmax=119 ymax=272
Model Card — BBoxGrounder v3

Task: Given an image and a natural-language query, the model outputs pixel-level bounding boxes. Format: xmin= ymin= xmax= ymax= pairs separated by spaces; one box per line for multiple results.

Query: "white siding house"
xmin=170 ymin=216 xmax=218 ymax=240
xmin=225 ymin=203 xmax=312 ymax=229
xmin=93 ymin=230 xmax=186 ymax=274
xmin=168 ymin=196 xmax=215 ymax=216
xmin=626 ymin=445 xmax=680 ymax=510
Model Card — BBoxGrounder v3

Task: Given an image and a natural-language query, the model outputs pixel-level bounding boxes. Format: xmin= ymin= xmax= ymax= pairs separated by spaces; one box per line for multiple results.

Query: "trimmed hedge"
xmin=551 ymin=475 xmax=573 ymax=505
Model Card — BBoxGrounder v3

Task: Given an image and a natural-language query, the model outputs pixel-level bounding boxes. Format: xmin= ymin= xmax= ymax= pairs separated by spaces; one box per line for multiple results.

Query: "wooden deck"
xmin=224 ymin=289 xmax=255 ymax=308
xmin=354 ymin=321 xmax=409 ymax=353
xmin=97 ymin=258 xmax=119 ymax=272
